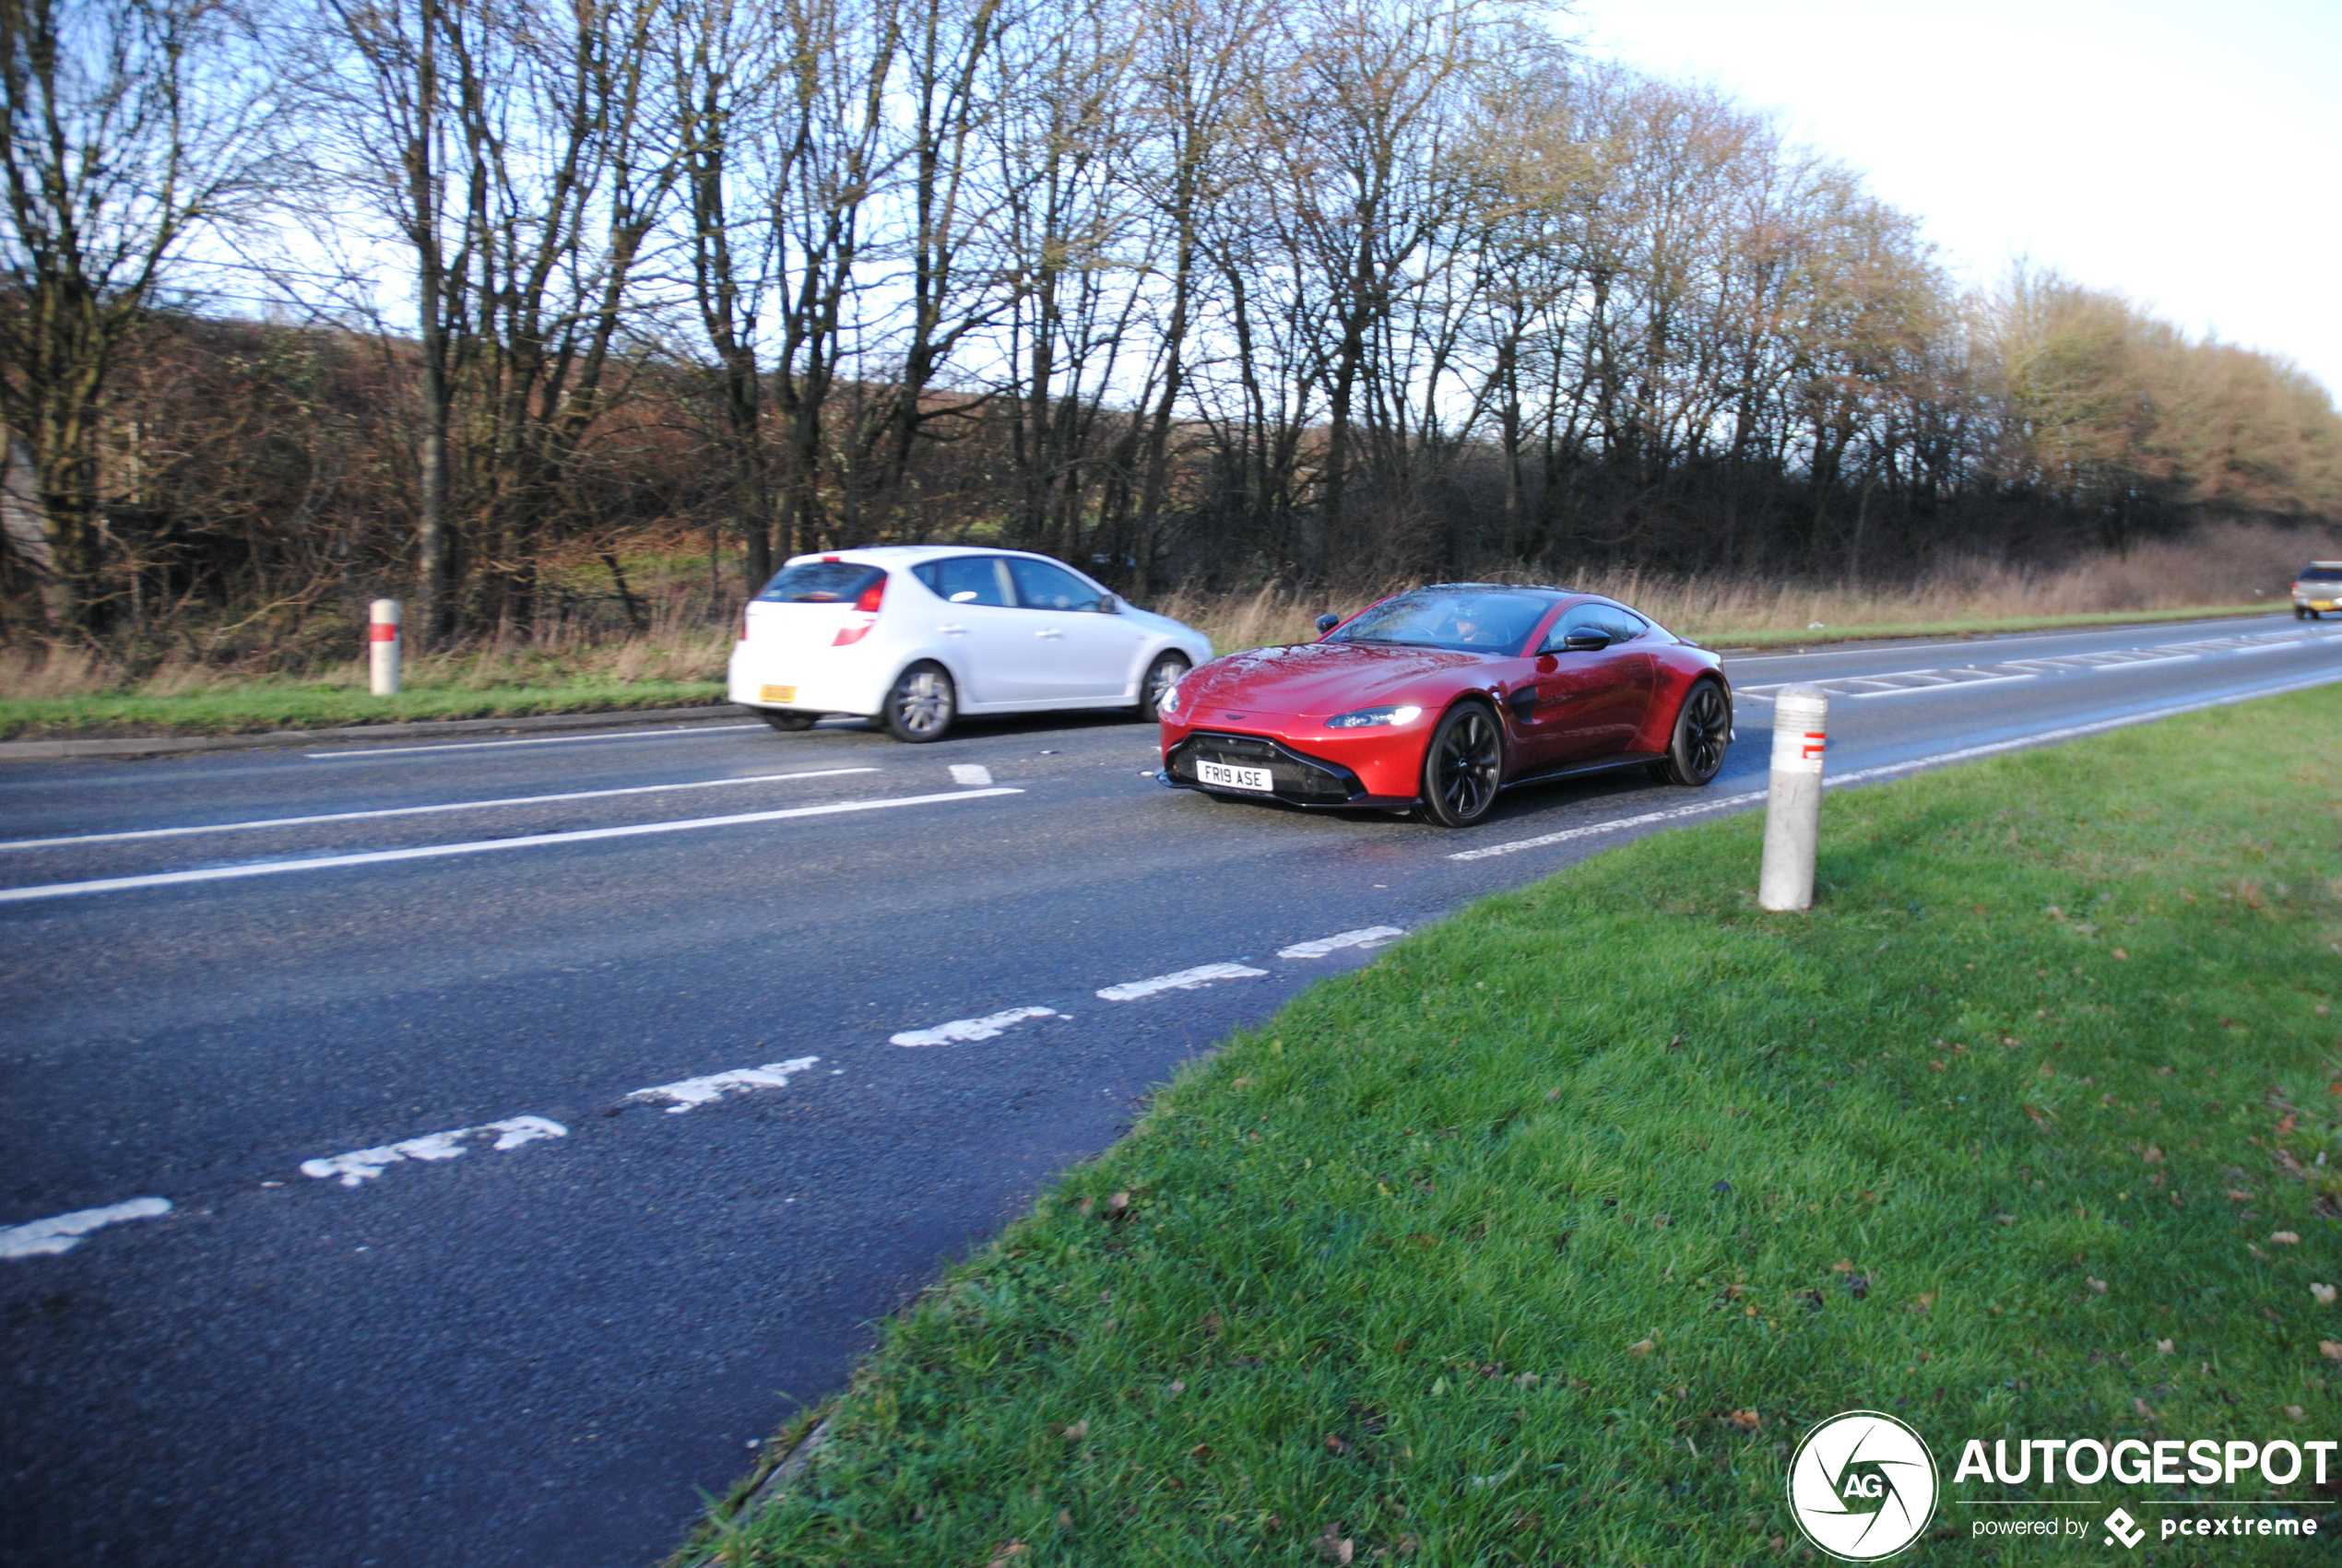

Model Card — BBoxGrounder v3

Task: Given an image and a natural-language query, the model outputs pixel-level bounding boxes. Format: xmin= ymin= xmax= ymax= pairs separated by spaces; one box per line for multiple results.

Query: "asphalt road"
xmin=5 ymin=612 xmax=2339 ymax=1568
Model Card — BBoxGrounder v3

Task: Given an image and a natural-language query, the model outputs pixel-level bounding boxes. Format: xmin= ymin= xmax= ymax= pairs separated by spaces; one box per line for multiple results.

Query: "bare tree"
xmin=0 ymin=0 xmax=278 ymax=630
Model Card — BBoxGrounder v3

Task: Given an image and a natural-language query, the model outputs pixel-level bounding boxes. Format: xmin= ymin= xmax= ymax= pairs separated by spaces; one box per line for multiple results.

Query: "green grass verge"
xmin=0 ymin=678 xmax=726 ymax=740
xmin=1697 ymin=603 xmax=2279 ymax=651
xmin=691 ymin=687 xmax=2342 ymax=1566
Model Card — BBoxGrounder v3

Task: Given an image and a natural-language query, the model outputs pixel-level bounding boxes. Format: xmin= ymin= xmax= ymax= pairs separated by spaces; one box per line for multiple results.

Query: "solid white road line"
xmin=1450 ymin=666 xmax=2342 ymax=863
xmin=891 ymin=1007 xmax=1059 ymax=1047
xmin=1097 ymin=961 xmax=1270 ymax=1001
xmin=626 ymin=1056 xmax=822 ymax=1112
xmin=948 ymin=763 xmax=994 ymax=787
xmin=304 ymin=723 xmax=767 ymax=759
xmin=1277 ymin=925 xmax=1407 ymax=959
xmin=0 ymin=1197 xmax=172 ymax=1260
xmin=0 ymin=786 xmax=1023 ymax=904
xmin=1449 ymin=791 xmax=1770 ymax=861
xmin=301 ymin=1116 xmax=566 ymax=1187
xmin=2087 ymin=654 xmax=2198 ymax=670
xmin=0 ymin=769 xmax=881 ymax=851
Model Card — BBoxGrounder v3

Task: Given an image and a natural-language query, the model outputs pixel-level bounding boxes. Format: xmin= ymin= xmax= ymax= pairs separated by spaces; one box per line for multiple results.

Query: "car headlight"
xmin=1325 ymin=704 xmax=1423 ymax=728
xmin=1160 ymin=680 xmax=1182 ymax=715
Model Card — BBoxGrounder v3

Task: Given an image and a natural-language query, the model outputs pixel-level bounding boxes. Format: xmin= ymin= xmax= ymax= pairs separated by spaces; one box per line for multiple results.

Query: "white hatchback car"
xmin=728 ymin=546 xmax=1213 ymax=742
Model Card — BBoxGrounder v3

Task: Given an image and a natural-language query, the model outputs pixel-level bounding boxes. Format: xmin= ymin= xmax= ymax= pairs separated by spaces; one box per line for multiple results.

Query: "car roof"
xmin=781 ymin=545 xmax=1083 ymax=570
xmin=2304 ymin=560 xmax=2342 ymax=567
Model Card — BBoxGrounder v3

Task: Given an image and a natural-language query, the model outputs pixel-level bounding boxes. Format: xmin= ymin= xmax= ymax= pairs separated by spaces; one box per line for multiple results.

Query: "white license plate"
xmin=1197 ymin=760 xmax=1273 ymax=793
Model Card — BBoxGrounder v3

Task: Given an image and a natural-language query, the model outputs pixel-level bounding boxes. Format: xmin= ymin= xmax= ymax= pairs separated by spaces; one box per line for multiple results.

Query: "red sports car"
xmin=1157 ymin=584 xmax=1733 ymax=827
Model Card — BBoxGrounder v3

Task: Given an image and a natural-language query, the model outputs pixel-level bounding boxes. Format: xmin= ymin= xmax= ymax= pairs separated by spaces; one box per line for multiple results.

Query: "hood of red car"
xmin=1178 ymin=641 xmax=1490 ymax=719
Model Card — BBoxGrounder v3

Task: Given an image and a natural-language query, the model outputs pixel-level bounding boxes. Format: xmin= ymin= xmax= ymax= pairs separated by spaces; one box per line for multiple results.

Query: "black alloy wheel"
xmin=881 ymin=662 xmax=956 ymax=742
xmin=758 ymin=710 xmax=819 ymax=732
xmin=1657 ymin=679 xmax=1731 ymax=786
xmin=1138 ymin=652 xmax=1190 ymax=722
xmin=1420 ymin=701 xmax=1504 ymax=828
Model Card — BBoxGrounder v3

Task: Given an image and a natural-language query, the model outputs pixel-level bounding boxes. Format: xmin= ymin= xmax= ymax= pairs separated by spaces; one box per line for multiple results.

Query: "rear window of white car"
xmin=2300 ymin=565 xmax=2342 ymax=582
xmin=913 ymin=556 xmax=1014 ymax=606
xmin=757 ymin=560 xmax=886 ymax=603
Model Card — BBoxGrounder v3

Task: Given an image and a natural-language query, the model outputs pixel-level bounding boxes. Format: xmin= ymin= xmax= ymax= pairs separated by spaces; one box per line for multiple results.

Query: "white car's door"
xmin=1004 ymin=558 xmax=1147 ymax=701
xmin=909 ymin=555 xmax=1029 ymax=705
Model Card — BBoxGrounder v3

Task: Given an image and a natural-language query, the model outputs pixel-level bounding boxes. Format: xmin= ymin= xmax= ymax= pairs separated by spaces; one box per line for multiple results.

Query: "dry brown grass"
xmin=1 ymin=521 xmax=2327 ymax=701
xmin=1160 ymin=521 xmax=2333 ymax=650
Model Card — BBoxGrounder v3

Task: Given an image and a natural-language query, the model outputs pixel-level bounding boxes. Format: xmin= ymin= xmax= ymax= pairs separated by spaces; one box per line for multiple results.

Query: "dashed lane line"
xmin=1 ymin=1197 xmax=172 ymax=1260
xmin=0 ymin=786 xmax=1023 ymax=904
xmin=301 ymin=1117 xmax=567 ymax=1187
xmin=626 ymin=1056 xmax=823 ymax=1113
xmin=892 ymin=1007 xmax=1059 ymax=1047
xmin=948 ymin=763 xmax=995 ymax=787
xmin=303 ymin=724 xmax=767 ymax=759
xmin=1096 ymin=961 xmax=1271 ymax=1001
xmin=1277 ymin=925 xmax=1406 ymax=959
xmin=10 ymin=925 xmax=1420 ymax=1248
xmin=0 ymin=769 xmax=881 ymax=851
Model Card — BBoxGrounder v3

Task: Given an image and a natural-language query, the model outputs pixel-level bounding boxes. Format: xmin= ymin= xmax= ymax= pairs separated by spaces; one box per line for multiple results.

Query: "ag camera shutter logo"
xmin=1787 ymin=1410 xmax=1939 ymax=1560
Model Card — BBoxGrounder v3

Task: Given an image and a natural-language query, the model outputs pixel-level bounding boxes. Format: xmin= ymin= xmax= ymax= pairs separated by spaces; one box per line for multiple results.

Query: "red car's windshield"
xmin=1325 ymin=587 xmax=1555 ymax=654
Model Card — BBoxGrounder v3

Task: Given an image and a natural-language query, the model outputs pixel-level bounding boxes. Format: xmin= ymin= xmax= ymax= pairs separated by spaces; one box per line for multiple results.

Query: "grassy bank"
xmin=688 ymin=687 xmax=2342 ymax=1565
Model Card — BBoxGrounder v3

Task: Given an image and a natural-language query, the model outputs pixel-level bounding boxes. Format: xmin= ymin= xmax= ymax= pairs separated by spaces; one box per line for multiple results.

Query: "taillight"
xmin=739 ymin=604 xmax=751 ymax=641
xmin=833 ymin=576 xmax=886 ymax=645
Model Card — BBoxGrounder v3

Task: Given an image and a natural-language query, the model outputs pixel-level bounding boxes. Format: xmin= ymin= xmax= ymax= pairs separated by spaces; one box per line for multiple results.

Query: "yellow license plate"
xmin=760 ymin=684 xmax=798 ymax=703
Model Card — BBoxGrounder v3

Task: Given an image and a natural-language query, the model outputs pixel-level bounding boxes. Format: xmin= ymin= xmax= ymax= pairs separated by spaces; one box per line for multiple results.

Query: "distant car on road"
xmin=729 ymin=546 xmax=1212 ymax=742
xmin=2290 ymin=561 xmax=2342 ymax=619
xmin=1158 ymin=583 xmax=1732 ymax=827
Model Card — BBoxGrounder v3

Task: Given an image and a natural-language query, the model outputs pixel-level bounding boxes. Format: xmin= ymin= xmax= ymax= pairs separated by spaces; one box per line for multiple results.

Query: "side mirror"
xmin=1560 ymin=630 xmax=1610 ymax=653
xmin=1315 ymin=612 xmax=1342 ymax=634
xmin=1096 ymin=595 xmax=1119 ymax=613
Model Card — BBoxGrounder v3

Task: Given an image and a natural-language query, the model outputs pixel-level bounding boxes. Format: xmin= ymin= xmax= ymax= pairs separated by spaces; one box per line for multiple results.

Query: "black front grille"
xmin=1168 ymin=732 xmax=1365 ymax=804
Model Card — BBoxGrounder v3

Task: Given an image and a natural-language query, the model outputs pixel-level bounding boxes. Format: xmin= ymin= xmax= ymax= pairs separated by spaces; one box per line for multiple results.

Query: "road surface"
xmin=4 ymin=612 xmax=2336 ymax=1567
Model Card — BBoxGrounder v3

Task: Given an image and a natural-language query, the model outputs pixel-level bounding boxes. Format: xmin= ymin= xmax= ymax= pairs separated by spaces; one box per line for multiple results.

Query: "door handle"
xmin=1036 ymin=628 xmax=1064 ymax=639
xmin=938 ymin=624 xmax=967 ymax=634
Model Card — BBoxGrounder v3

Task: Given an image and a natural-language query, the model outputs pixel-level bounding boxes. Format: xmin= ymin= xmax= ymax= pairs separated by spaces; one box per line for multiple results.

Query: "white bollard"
xmin=369 ymin=598 xmax=402 ymax=696
xmin=1757 ymin=684 xmax=1827 ymax=912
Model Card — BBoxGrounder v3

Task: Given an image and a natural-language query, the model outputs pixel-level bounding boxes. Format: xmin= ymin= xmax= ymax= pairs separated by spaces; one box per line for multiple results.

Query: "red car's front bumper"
xmin=1158 ymin=717 xmax=1430 ymax=808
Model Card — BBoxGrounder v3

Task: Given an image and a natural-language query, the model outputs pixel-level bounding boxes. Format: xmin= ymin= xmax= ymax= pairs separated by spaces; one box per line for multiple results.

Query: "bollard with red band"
xmin=1757 ymin=684 xmax=1827 ymax=912
xmin=369 ymin=598 xmax=402 ymax=696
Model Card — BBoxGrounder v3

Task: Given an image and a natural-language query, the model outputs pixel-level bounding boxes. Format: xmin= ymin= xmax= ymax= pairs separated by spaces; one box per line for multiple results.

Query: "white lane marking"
xmin=1096 ymin=962 xmax=1270 ymax=1001
xmin=2233 ymin=641 xmax=2306 ymax=654
xmin=304 ymin=724 xmax=766 ymax=759
xmin=1449 ymin=791 xmax=1770 ymax=861
xmin=626 ymin=1055 xmax=822 ymax=1112
xmin=0 ymin=770 xmax=881 ymax=851
xmin=1278 ymin=925 xmax=1407 ymax=959
xmin=949 ymin=763 xmax=994 ymax=787
xmin=1847 ymin=672 xmax=2037 ymax=698
xmin=2086 ymin=654 xmax=2199 ymax=670
xmin=1450 ymin=666 xmax=2342 ymax=863
xmin=891 ymin=1007 xmax=1058 ymax=1047
xmin=301 ymin=1116 xmax=566 ymax=1187
xmin=1 ymin=1197 xmax=172 ymax=1260
xmin=0 ymin=787 xmax=1024 ymax=904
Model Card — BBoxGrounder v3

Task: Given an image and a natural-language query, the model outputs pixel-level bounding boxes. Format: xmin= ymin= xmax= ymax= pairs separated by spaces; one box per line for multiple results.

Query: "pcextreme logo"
xmin=1787 ymin=1411 xmax=1940 ymax=1561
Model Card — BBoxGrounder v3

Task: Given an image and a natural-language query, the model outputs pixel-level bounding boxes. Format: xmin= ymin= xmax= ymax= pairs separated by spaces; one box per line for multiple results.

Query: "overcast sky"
xmin=1566 ymin=0 xmax=2342 ymax=400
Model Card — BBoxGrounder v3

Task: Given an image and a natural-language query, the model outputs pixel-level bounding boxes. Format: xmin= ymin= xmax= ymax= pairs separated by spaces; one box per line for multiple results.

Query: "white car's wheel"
xmin=1137 ymin=653 xmax=1189 ymax=722
xmin=882 ymin=662 xmax=955 ymax=743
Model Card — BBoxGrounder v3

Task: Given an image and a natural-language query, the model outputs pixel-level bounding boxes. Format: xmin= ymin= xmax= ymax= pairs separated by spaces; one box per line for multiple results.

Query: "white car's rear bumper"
xmin=727 ymin=643 xmax=892 ymax=715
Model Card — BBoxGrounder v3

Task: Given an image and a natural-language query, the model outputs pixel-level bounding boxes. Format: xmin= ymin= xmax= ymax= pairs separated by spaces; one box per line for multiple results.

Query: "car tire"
xmin=1656 ymin=678 xmax=1731 ymax=786
xmin=1419 ymin=701 xmax=1504 ymax=828
xmin=881 ymin=662 xmax=956 ymax=743
xmin=758 ymin=710 xmax=819 ymax=732
xmin=1137 ymin=652 xmax=1190 ymax=722
xmin=2296 ymin=607 xmax=2309 ymax=620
